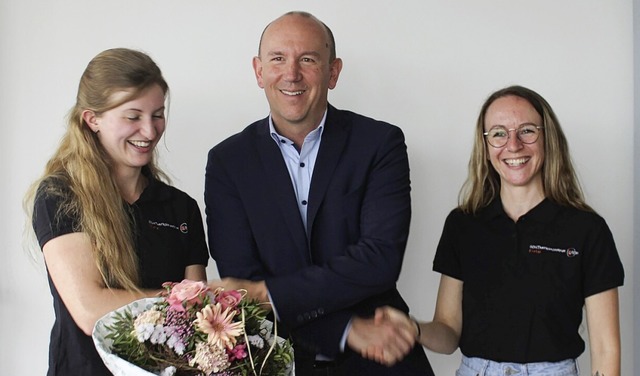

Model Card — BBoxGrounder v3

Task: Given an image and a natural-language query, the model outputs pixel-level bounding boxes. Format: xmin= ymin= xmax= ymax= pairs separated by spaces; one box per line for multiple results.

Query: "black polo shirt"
xmin=433 ymin=198 xmax=624 ymax=363
xmin=33 ymin=175 xmax=209 ymax=376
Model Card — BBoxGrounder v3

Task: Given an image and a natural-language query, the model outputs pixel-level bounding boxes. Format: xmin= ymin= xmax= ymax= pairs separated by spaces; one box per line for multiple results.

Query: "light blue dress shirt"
xmin=268 ymin=111 xmax=350 ymax=356
xmin=269 ymin=113 xmax=325 ymax=230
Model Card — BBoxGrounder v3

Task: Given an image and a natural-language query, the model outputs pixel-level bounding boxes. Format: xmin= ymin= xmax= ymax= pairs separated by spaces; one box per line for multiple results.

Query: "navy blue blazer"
xmin=205 ymin=105 xmax=433 ymax=374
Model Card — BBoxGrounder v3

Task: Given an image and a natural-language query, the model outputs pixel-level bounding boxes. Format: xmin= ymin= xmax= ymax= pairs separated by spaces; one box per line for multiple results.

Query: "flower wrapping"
xmin=92 ymin=280 xmax=294 ymax=375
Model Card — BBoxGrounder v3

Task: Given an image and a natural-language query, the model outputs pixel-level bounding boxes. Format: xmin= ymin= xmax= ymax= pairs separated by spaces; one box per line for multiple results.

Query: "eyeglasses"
xmin=483 ymin=124 xmax=544 ymax=148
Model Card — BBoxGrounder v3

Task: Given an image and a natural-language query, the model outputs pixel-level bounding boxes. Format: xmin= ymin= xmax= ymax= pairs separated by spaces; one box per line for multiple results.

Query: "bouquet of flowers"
xmin=92 ymin=280 xmax=293 ymax=376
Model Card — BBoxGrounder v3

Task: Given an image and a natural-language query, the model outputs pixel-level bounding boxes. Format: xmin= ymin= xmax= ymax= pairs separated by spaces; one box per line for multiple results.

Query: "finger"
xmin=373 ymin=307 xmax=390 ymax=325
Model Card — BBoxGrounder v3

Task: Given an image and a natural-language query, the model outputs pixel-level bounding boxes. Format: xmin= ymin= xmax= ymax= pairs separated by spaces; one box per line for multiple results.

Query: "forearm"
xmin=418 ymin=320 xmax=459 ymax=354
xmin=586 ymin=288 xmax=621 ymax=376
xmin=590 ymin=341 xmax=620 ymax=376
xmin=72 ymin=286 xmax=162 ymax=335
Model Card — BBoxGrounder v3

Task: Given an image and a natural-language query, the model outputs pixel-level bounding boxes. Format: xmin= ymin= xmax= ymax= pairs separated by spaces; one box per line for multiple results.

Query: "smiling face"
xmin=484 ymin=95 xmax=545 ymax=193
xmin=84 ymin=84 xmax=166 ymax=174
xmin=253 ymin=13 xmax=342 ymax=135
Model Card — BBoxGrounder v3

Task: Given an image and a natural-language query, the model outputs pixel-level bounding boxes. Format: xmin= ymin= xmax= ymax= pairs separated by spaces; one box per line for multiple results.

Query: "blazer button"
xmin=297 ymin=315 xmax=304 ymax=323
xmin=310 ymin=311 xmax=318 ymax=319
xmin=303 ymin=312 xmax=311 ymax=321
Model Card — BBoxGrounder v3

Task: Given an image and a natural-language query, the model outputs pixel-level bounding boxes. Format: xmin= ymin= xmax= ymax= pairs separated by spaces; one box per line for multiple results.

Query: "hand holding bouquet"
xmin=93 ymin=280 xmax=293 ymax=376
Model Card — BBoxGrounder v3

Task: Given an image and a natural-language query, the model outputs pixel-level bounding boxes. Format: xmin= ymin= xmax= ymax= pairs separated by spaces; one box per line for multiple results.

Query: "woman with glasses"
xmin=370 ymin=85 xmax=623 ymax=376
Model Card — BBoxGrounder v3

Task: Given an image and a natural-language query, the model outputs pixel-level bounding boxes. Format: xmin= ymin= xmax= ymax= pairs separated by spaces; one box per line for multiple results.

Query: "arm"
xmin=363 ymin=274 xmax=462 ymax=363
xmin=352 ymin=309 xmax=417 ymax=366
xmin=43 ymin=232 xmax=161 ymax=335
xmin=419 ymin=274 xmax=463 ymax=354
xmin=185 ymin=265 xmax=207 ymax=281
xmin=585 ymin=288 xmax=620 ymax=376
xmin=183 ymin=199 xmax=209 ymax=282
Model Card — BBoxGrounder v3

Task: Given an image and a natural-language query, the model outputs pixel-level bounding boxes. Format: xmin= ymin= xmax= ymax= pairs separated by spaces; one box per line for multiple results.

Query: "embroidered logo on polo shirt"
xmin=148 ymin=220 xmax=189 ymax=234
xmin=528 ymin=244 xmax=579 ymax=258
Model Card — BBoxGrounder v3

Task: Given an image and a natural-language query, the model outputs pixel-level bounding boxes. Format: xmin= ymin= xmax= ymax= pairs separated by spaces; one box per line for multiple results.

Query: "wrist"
xmin=410 ymin=315 xmax=421 ymax=340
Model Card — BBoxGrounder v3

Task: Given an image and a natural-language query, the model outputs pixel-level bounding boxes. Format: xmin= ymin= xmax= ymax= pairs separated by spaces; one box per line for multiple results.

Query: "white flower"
xmin=166 ymin=333 xmax=186 ymax=355
xmin=150 ymin=324 xmax=167 ymax=344
xmin=135 ymin=309 xmax=164 ymax=326
xmin=172 ymin=339 xmax=186 ymax=355
xmin=247 ymin=334 xmax=264 ymax=349
xmin=135 ymin=323 xmax=155 ymax=342
xmin=159 ymin=366 xmax=177 ymax=376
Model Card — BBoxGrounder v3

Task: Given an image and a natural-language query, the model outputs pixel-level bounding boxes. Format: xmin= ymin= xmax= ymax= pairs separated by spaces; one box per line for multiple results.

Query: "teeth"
xmin=281 ymin=90 xmax=304 ymax=96
xmin=505 ymin=158 xmax=529 ymax=166
xmin=129 ymin=140 xmax=151 ymax=148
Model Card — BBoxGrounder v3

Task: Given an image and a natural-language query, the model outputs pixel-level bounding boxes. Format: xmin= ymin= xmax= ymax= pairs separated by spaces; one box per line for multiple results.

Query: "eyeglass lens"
xmin=485 ymin=125 xmax=541 ymax=147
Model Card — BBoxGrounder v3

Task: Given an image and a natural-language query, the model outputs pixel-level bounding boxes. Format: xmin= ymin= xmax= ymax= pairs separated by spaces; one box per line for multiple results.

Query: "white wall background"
xmin=1 ymin=1 xmax=635 ymax=374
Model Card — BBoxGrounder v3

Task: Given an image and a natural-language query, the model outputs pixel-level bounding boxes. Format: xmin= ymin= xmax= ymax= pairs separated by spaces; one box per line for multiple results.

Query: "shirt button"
xmin=300 ymin=162 xmax=305 ymax=167
xmin=301 ymin=200 xmax=308 ymax=205
xmin=280 ymin=139 xmax=286 ymax=143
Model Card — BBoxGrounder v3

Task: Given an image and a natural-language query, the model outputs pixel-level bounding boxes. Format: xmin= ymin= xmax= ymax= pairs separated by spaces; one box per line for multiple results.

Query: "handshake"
xmin=208 ymin=278 xmax=429 ymax=367
xmin=347 ymin=306 xmax=420 ymax=366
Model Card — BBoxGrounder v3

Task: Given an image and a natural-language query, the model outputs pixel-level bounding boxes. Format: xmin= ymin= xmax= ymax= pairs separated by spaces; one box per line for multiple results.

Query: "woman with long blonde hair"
xmin=24 ymin=48 xmax=209 ymax=376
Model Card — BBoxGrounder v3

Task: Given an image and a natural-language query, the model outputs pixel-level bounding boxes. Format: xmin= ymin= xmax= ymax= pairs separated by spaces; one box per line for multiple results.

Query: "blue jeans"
xmin=456 ymin=355 xmax=579 ymax=376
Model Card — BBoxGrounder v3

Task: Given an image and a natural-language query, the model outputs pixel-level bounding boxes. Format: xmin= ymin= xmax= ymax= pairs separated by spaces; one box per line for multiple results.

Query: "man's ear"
xmin=252 ymin=56 xmax=265 ymax=89
xmin=81 ymin=110 xmax=99 ymax=133
xmin=328 ymin=58 xmax=343 ymax=90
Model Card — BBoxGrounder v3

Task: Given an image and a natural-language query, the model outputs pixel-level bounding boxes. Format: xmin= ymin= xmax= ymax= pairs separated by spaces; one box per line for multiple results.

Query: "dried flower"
xmin=164 ymin=280 xmax=209 ymax=312
xmin=227 ymin=343 xmax=248 ymax=361
xmin=189 ymin=342 xmax=230 ymax=374
xmin=195 ymin=303 xmax=244 ymax=349
xmin=215 ymin=288 xmax=243 ymax=312
xmin=101 ymin=282 xmax=293 ymax=375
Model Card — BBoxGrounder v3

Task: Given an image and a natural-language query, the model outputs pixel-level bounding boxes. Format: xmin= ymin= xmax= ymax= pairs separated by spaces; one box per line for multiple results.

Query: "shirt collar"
xmin=269 ymin=110 xmax=327 ymax=145
xmin=136 ymin=167 xmax=172 ymax=203
xmin=480 ymin=196 xmax=561 ymax=223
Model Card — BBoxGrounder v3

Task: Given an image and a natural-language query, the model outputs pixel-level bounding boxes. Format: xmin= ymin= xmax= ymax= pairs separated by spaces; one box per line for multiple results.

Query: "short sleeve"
xmin=582 ymin=216 xmax=624 ymax=298
xmin=432 ymin=210 xmax=463 ymax=281
xmin=32 ymin=181 xmax=78 ymax=249
xmin=186 ymin=199 xmax=209 ymax=267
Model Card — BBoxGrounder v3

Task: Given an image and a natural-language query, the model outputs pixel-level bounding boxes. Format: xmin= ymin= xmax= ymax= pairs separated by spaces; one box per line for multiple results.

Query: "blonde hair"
xmin=459 ymin=85 xmax=593 ymax=214
xmin=24 ymin=48 xmax=169 ymax=290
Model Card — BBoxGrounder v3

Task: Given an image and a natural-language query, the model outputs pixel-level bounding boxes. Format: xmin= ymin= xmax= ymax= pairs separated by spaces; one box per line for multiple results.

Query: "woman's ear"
xmin=81 ymin=110 xmax=100 ymax=133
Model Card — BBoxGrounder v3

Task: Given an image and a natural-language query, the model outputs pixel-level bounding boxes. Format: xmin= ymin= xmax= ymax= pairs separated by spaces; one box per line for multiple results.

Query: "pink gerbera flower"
xmin=195 ymin=303 xmax=244 ymax=349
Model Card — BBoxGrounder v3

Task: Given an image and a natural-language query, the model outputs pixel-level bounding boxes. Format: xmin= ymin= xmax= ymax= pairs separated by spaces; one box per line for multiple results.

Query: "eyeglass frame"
xmin=483 ymin=124 xmax=544 ymax=148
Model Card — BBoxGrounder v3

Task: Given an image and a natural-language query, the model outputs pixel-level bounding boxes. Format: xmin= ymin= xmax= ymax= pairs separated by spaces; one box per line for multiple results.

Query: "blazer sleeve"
xmin=204 ymin=146 xmax=266 ymax=280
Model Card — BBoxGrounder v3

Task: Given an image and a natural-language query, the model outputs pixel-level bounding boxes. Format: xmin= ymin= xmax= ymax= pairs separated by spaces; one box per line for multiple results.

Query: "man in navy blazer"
xmin=205 ymin=11 xmax=434 ymax=375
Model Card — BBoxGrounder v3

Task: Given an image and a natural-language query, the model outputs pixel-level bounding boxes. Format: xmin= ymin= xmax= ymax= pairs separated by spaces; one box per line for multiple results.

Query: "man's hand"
xmin=208 ymin=278 xmax=270 ymax=308
xmin=347 ymin=309 xmax=417 ymax=366
xmin=374 ymin=306 xmax=419 ymax=340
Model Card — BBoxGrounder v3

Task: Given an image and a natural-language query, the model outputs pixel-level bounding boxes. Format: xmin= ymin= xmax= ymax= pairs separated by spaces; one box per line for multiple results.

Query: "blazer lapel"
xmin=307 ymin=105 xmax=348 ymax=234
xmin=254 ymin=119 xmax=310 ymax=258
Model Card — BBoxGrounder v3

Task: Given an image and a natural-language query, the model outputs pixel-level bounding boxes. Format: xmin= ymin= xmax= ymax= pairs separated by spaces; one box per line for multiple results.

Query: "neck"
xmin=500 ymin=184 xmax=545 ymax=221
xmin=271 ymin=110 xmax=325 ymax=149
xmin=115 ymin=167 xmax=147 ymax=204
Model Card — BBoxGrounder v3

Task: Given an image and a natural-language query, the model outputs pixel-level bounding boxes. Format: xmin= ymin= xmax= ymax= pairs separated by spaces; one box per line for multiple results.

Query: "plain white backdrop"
xmin=1 ymin=1 xmax=635 ymax=374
